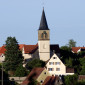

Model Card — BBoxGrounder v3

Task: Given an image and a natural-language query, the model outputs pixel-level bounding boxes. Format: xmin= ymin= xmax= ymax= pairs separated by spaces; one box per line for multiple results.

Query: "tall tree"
xmin=4 ymin=37 xmax=23 ymax=72
xmin=68 ymin=39 xmax=76 ymax=48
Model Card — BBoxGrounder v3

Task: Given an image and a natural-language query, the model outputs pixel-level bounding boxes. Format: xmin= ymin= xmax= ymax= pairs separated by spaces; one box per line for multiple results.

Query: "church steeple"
xmin=39 ymin=8 xmax=49 ymax=30
xmin=38 ymin=8 xmax=50 ymax=61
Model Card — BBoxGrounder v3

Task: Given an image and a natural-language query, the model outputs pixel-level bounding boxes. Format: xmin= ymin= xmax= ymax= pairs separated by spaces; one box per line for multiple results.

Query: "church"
xmin=22 ymin=8 xmax=60 ymax=62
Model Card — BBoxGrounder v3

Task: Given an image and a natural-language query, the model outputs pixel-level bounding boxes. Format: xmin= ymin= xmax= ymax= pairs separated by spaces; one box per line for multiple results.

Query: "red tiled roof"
xmin=66 ymin=68 xmax=74 ymax=73
xmin=0 ymin=44 xmax=24 ymax=55
xmin=0 ymin=46 xmax=6 ymax=54
xmin=72 ymin=47 xmax=85 ymax=53
xmin=78 ymin=75 xmax=85 ymax=81
xmin=21 ymin=68 xmax=44 ymax=85
xmin=19 ymin=44 xmax=25 ymax=50
xmin=42 ymin=76 xmax=59 ymax=85
xmin=24 ymin=44 xmax=38 ymax=54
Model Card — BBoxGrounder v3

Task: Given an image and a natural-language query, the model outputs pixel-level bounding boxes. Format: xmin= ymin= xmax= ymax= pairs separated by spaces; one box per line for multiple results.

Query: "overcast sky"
xmin=0 ymin=0 xmax=85 ymax=47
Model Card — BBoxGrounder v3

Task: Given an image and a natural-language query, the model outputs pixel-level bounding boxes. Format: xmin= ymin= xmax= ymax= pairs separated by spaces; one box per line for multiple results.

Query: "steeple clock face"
xmin=41 ymin=31 xmax=48 ymax=39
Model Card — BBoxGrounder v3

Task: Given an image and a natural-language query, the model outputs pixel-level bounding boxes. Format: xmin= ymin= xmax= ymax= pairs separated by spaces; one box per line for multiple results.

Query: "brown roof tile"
xmin=78 ymin=75 xmax=85 ymax=80
xmin=24 ymin=44 xmax=38 ymax=54
xmin=66 ymin=67 xmax=74 ymax=73
xmin=21 ymin=68 xmax=44 ymax=85
xmin=42 ymin=76 xmax=59 ymax=85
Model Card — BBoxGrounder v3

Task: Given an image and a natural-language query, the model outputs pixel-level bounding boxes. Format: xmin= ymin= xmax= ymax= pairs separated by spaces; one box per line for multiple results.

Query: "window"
xmin=44 ymin=72 xmax=46 ymax=74
xmin=49 ymin=62 xmax=54 ymax=65
xmin=56 ymin=68 xmax=60 ymax=71
xmin=40 ymin=80 xmax=43 ymax=83
xmin=53 ymin=57 xmax=57 ymax=59
xmin=48 ymin=68 xmax=54 ymax=71
xmin=55 ymin=62 xmax=60 ymax=65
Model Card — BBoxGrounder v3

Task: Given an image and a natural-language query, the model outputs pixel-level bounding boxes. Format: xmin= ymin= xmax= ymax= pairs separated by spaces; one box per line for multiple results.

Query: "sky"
xmin=0 ymin=0 xmax=85 ymax=47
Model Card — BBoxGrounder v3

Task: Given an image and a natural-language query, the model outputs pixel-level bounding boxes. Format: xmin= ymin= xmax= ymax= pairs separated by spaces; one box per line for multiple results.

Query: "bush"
xmin=26 ymin=59 xmax=45 ymax=71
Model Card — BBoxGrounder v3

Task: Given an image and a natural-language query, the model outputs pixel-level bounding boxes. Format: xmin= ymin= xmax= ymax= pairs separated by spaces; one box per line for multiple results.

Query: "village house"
xmin=46 ymin=53 xmax=74 ymax=76
xmin=21 ymin=67 xmax=63 ymax=85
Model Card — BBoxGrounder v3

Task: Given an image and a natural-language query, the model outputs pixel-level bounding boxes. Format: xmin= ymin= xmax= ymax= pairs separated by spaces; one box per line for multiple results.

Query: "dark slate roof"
xmin=50 ymin=44 xmax=60 ymax=53
xmin=39 ymin=8 xmax=49 ymax=30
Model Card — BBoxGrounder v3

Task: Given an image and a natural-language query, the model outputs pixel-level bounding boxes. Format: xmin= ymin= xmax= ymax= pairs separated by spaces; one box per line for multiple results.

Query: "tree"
xmin=67 ymin=39 xmax=76 ymax=48
xmin=65 ymin=57 xmax=73 ymax=67
xmin=15 ymin=64 xmax=28 ymax=77
xmin=4 ymin=37 xmax=23 ymax=72
xmin=79 ymin=57 xmax=85 ymax=75
xmin=64 ymin=74 xmax=78 ymax=85
xmin=26 ymin=59 xmax=45 ymax=71
xmin=60 ymin=46 xmax=71 ymax=52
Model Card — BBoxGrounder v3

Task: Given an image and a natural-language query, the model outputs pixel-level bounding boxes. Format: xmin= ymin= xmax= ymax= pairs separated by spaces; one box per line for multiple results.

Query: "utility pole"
xmin=2 ymin=61 xmax=3 ymax=85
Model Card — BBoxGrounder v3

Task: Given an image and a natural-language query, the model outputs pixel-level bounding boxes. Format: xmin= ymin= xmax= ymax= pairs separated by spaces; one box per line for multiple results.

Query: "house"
xmin=72 ymin=47 xmax=85 ymax=53
xmin=21 ymin=67 xmax=50 ymax=85
xmin=46 ymin=53 xmax=74 ymax=76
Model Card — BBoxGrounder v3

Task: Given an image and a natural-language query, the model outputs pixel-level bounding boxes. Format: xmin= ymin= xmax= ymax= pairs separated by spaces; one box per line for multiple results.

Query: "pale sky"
xmin=0 ymin=0 xmax=85 ymax=47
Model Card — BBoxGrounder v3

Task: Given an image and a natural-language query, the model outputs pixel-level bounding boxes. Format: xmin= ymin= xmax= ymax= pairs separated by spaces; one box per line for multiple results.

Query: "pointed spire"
xmin=39 ymin=8 xmax=49 ymax=30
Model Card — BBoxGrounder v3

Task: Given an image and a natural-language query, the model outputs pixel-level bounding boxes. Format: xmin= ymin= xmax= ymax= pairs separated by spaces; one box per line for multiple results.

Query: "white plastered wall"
xmin=46 ymin=54 xmax=66 ymax=76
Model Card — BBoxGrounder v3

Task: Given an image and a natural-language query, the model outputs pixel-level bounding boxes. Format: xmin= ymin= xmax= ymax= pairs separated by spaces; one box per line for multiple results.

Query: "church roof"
xmin=24 ymin=44 xmax=38 ymax=54
xmin=39 ymin=8 xmax=49 ymax=30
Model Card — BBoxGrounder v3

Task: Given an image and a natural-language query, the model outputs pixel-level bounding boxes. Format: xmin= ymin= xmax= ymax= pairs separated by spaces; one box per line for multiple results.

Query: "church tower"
xmin=38 ymin=9 xmax=50 ymax=61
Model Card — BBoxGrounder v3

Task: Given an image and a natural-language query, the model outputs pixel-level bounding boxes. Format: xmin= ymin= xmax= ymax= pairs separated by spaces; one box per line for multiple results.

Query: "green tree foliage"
xmin=65 ymin=57 xmax=73 ymax=67
xmin=79 ymin=57 xmax=85 ymax=75
xmin=78 ymin=51 xmax=85 ymax=58
xmin=77 ymin=81 xmax=85 ymax=85
xmin=60 ymin=46 xmax=71 ymax=52
xmin=4 ymin=37 xmax=23 ymax=72
xmin=26 ymin=59 xmax=45 ymax=71
xmin=67 ymin=39 xmax=76 ymax=48
xmin=64 ymin=74 xmax=78 ymax=85
xmin=15 ymin=64 xmax=28 ymax=77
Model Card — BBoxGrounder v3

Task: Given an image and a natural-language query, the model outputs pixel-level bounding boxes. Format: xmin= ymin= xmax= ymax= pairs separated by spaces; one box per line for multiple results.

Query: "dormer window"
xmin=53 ymin=57 xmax=57 ymax=59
